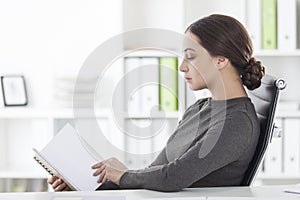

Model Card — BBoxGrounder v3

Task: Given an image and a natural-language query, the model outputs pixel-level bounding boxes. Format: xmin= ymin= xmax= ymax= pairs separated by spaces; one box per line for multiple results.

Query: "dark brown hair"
xmin=186 ymin=14 xmax=265 ymax=90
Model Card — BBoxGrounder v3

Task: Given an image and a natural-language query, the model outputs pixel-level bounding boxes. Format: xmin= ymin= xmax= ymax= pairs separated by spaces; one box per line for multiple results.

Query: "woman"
xmin=48 ymin=14 xmax=265 ymax=192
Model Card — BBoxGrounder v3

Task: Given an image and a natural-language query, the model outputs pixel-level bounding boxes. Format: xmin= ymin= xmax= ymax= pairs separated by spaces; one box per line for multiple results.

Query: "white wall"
xmin=0 ymin=0 xmax=122 ymax=108
xmin=184 ymin=0 xmax=247 ymax=27
xmin=123 ymin=0 xmax=184 ymax=32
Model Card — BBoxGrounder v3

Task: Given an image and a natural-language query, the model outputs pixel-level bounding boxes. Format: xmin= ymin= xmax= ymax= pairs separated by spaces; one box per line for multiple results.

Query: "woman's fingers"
xmin=97 ymin=170 xmax=106 ymax=183
xmin=52 ymin=178 xmax=66 ymax=191
xmin=92 ymin=162 xmax=108 ymax=183
xmin=91 ymin=162 xmax=103 ymax=169
xmin=51 ymin=178 xmax=62 ymax=189
xmin=47 ymin=176 xmax=71 ymax=192
xmin=63 ymin=185 xmax=70 ymax=191
xmin=54 ymin=181 xmax=67 ymax=192
xmin=92 ymin=157 xmax=128 ymax=185
xmin=93 ymin=164 xmax=106 ymax=176
xmin=102 ymin=172 xmax=108 ymax=183
xmin=47 ymin=176 xmax=58 ymax=184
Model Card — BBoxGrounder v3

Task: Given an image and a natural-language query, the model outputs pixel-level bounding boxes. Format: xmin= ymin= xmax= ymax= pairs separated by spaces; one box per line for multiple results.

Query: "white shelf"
xmin=276 ymin=110 xmax=300 ymax=118
xmin=0 ymin=171 xmax=47 ymax=179
xmin=257 ymin=174 xmax=300 ymax=180
xmin=57 ymin=108 xmax=111 ymax=119
xmin=254 ymin=50 xmax=300 ymax=57
xmin=123 ymin=49 xmax=180 ymax=58
xmin=0 ymin=108 xmax=111 ymax=119
xmin=0 ymin=108 xmax=50 ymax=119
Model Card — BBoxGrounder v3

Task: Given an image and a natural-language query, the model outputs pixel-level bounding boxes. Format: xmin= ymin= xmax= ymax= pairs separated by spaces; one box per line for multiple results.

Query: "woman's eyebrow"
xmin=184 ymin=48 xmax=196 ymax=52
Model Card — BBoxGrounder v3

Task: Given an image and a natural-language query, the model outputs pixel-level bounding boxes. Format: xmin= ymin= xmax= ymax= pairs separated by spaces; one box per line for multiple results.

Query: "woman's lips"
xmin=185 ymin=77 xmax=192 ymax=81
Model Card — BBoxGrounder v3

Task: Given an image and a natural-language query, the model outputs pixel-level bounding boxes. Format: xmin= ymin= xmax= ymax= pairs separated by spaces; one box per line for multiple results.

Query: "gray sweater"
xmin=117 ymin=97 xmax=260 ymax=192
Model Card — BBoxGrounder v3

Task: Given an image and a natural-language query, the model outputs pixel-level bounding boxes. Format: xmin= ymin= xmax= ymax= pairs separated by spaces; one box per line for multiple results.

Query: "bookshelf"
xmin=121 ymin=50 xmax=185 ymax=169
xmin=1 ymin=0 xmax=300 ymax=192
xmin=255 ymin=50 xmax=300 ymax=56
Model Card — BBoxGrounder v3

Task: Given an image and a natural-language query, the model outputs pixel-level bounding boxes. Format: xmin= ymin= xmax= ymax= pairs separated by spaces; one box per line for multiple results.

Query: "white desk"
xmin=0 ymin=185 xmax=298 ymax=200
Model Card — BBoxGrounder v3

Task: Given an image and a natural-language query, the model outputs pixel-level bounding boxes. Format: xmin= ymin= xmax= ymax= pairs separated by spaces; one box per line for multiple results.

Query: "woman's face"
xmin=180 ymin=31 xmax=219 ymax=91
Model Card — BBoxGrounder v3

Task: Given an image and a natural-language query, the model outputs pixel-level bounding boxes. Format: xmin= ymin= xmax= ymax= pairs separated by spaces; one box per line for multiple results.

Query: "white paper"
xmin=284 ymin=185 xmax=300 ymax=194
xmin=36 ymin=124 xmax=102 ymax=191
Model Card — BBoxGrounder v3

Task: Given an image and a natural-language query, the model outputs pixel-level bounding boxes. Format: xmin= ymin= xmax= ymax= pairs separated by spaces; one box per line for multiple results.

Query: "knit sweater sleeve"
xmin=147 ymin=147 xmax=168 ymax=168
xmin=119 ymin=112 xmax=254 ymax=192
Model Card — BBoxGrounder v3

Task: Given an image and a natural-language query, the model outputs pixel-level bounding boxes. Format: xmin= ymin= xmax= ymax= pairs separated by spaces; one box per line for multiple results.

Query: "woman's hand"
xmin=92 ymin=157 xmax=128 ymax=185
xmin=47 ymin=176 xmax=71 ymax=192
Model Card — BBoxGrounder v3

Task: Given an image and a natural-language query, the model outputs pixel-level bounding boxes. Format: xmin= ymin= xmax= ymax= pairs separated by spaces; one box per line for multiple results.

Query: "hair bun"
xmin=241 ymin=57 xmax=265 ymax=90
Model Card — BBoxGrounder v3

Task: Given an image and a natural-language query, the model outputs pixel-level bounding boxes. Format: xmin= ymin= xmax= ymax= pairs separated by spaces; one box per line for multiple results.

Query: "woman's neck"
xmin=209 ymin=68 xmax=248 ymax=101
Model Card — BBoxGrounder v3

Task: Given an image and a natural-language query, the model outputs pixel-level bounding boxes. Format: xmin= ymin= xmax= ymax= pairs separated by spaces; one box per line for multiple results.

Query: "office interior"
xmin=1 ymin=0 xmax=300 ymax=193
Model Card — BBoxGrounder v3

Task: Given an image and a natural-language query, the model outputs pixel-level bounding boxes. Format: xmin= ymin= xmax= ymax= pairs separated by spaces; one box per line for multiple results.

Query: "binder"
xmin=159 ymin=57 xmax=178 ymax=111
xmin=246 ymin=0 xmax=261 ymax=51
xmin=124 ymin=57 xmax=142 ymax=115
xmin=264 ymin=118 xmax=283 ymax=175
xmin=140 ymin=57 xmax=159 ymax=114
xmin=277 ymin=0 xmax=297 ymax=50
xmin=261 ymin=0 xmax=277 ymax=49
xmin=283 ymin=118 xmax=300 ymax=175
xmin=33 ymin=124 xmax=102 ymax=191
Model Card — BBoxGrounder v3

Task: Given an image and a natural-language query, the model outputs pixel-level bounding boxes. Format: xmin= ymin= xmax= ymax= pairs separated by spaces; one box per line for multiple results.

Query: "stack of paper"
xmin=52 ymin=75 xmax=97 ymax=108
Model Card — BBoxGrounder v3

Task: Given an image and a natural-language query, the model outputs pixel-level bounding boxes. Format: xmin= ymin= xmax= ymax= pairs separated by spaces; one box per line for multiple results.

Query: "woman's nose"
xmin=179 ymin=60 xmax=188 ymax=72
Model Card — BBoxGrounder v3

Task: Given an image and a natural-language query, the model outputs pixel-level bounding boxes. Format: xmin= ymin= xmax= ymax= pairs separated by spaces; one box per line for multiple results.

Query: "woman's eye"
xmin=185 ymin=54 xmax=194 ymax=60
xmin=184 ymin=52 xmax=195 ymax=60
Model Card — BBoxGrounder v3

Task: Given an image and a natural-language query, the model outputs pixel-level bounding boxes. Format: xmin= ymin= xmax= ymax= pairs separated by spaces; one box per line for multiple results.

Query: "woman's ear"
xmin=215 ymin=56 xmax=229 ymax=69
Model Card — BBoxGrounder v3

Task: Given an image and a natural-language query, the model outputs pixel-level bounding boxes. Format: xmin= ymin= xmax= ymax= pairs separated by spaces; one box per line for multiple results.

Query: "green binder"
xmin=159 ymin=57 xmax=178 ymax=111
xmin=262 ymin=0 xmax=277 ymax=49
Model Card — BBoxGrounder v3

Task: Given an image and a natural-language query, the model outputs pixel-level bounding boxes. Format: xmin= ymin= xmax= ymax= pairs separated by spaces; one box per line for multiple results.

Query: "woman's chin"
xmin=188 ymin=85 xmax=205 ymax=91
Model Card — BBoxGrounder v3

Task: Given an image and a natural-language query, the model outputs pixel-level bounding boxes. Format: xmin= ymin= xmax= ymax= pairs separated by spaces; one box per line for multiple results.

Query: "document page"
xmin=38 ymin=124 xmax=101 ymax=191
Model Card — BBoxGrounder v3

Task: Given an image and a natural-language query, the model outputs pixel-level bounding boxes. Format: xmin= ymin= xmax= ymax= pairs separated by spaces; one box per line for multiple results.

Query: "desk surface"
xmin=0 ymin=185 xmax=299 ymax=200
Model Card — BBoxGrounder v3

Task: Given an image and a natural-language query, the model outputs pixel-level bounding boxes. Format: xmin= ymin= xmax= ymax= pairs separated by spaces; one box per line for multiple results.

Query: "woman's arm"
xmin=118 ymin=112 xmax=255 ymax=192
xmin=146 ymin=147 xmax=168 ymax=168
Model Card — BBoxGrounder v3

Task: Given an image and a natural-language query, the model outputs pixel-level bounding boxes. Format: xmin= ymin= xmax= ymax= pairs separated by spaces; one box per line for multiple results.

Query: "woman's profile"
xmin=48 ymin=14 xmax=265 ymax=192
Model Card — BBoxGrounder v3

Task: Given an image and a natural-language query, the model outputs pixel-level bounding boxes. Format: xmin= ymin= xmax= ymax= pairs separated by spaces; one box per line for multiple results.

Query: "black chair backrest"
xmin=240 ymin=74 xmax=286 ymax=186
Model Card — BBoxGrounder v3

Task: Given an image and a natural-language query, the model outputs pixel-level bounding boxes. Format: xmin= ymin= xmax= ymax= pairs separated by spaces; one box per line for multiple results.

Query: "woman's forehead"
xmin=185 ymin=31 xmax=200 ymax=43
xmin=182 ymin=31 xmax=208 ymax=55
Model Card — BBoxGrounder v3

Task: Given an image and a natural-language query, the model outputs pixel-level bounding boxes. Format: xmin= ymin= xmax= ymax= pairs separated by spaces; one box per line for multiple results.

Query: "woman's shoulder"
xmin=176 ymin=97 xmax=209 ymax=127
xmin=181 ymin=97 xmax=209 ymax=117
xmin=188 ymin=97 xmax=210 ymax=110
xmin=226 ymin=97 xmax=258 ymax=121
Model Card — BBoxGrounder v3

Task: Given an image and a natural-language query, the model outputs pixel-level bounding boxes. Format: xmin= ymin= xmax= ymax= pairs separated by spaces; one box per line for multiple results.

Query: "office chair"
xmin=240 ymin=74 xmax=287 ymax=186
